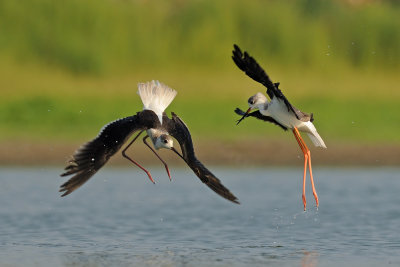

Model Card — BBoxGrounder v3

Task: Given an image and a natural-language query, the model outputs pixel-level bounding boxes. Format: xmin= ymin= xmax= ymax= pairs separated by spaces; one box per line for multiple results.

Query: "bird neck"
xmin=259 ymin=100 xmax=269 ymax=111
xmin=259 ymin=102 xmax=271 ymax=116
xmin=146 ymin=129 xmax=160 ymax=146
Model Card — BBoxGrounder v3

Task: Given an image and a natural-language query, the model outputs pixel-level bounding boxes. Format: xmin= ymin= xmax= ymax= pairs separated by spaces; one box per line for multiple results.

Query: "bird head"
xmin=237 ymin=92 xmax=267 ymax=125
xmin=248 ymin=92 xmax=267 ymax=109
xmin=155 ymin=134 xmax=174 ymax=150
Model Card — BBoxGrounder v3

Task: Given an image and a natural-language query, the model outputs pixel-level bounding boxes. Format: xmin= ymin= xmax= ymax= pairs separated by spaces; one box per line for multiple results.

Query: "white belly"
xmin=259 ymin=99 xmax=327 ymax=148
xmin=260 ymin=98 xmax=304 ymax=130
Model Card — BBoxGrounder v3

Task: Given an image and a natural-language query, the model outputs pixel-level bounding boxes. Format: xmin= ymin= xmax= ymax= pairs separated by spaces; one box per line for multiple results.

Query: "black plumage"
xmin=60 ymin=110 xmax=160 ymax=196
xmin=163 ymin=113 xmax=239 ymax=204
xmin=234 ymin=108 xmax=288 ymax=131
xmin=60 ymin=110 xmax=239 ymax=204
xmin=232 ymin=44 xmax=313 ymax=122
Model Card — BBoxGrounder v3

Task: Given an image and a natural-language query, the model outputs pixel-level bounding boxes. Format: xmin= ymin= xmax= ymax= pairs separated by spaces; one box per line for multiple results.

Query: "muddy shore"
xmin=1 ymin=140 xmax=399 ymax=167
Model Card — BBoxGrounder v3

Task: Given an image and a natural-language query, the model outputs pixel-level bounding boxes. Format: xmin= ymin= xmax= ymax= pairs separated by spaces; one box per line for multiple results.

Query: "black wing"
xmin=232 ymin=44 xmax=304 ymax=120
xmin=234 ymin=108 xmax=288 ymax=131
xmin=163 ymin=113 xmax=239 ymax=204
xmin=60 ymin=110 xmax=160 ymax=196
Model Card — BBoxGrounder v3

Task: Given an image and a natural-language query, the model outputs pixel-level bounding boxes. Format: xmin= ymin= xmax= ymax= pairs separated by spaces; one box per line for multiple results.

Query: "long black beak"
xmin=171 ymin=147 xmax=185 ymax=161
xmin=236 ymin=108 xmax=252 ymax=125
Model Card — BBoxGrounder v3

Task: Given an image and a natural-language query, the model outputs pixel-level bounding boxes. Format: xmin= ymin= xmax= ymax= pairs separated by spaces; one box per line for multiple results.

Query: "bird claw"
xmin=165 ymin=167 xmax=172 ymax=181
xmin=146 ymin=172 xmax=156 ymax=184
xmin=302 ymin=194 xmax=307 ymax=211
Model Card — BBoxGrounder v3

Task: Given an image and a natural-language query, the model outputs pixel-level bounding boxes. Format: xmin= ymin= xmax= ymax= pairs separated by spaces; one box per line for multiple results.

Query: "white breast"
xmin=260 ymin=99 xmax=326 ymax=148
xmin=261 ymin=98 xmax=304 ymax=129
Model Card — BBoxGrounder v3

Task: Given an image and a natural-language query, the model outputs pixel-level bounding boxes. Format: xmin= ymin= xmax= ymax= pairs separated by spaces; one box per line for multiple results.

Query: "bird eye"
xmin=163 ymin=139 xmax=168 ymax=144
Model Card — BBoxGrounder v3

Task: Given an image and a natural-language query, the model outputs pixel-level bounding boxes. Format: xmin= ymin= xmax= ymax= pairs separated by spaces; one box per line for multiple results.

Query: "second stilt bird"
xmin=232 ymin=45 xmax=326 ymax=210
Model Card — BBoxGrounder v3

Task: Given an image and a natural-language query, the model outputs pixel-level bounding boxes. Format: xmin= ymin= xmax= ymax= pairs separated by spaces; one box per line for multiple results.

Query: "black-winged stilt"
xmin=60 ymin=80 xmax=239 ymax=204
xmin=232 ymin=45 xmax=326 ymax=210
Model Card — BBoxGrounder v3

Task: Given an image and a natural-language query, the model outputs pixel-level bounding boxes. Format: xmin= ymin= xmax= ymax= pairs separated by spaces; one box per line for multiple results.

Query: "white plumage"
xmin=137 ymin=80 xmax=177 ymax=124
xmin=257 ymin=97 xmax=327 ymax=148
xmin=307 ymin=132 xmax=326 ymax=148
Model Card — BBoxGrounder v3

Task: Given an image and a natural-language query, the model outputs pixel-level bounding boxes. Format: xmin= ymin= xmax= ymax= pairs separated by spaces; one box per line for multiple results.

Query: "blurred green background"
xmin=1 ymin=0 xmax=399 ymax=164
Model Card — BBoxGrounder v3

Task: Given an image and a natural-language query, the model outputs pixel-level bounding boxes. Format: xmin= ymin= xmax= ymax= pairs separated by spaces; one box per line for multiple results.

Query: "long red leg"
xmin=297 ymin=130 xmax=319 ymax=208
xmin=293 ymin=127 xmax=319 ymax=209
xmin=143 ymin=135 xmax=172 ymax=181
xmin=122 ymin=130 xmax=156 ymax=184
xmin=293 ymin=128 xmax=308 ymax=210
xmin=307 ymin=150 xmax=319 ymax=207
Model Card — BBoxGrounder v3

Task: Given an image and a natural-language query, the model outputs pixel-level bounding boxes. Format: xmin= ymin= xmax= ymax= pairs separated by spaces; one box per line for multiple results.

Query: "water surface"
xmin=1 ymin=167 xmax=399 ymax=266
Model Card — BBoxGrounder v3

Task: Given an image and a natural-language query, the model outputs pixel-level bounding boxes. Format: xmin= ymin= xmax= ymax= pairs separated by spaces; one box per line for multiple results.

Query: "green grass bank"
xmin=0 ymin=0 xmax=399 ymax=156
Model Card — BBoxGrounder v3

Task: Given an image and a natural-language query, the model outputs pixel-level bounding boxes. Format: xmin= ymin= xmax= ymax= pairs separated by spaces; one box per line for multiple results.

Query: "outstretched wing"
xmin=232 ymin=44 xmax=303 ymax=120
xmin=163 ymin=112 xmax=239 ymax=204
xmin=60 ymin=110 xmax=160 ymax=196
xmin=234 ymin=108 xmax=288 ymax=131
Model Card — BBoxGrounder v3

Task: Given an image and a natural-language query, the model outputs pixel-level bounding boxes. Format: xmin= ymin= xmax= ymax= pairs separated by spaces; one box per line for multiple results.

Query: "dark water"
xmin=1 ymin=167 xmax=399 ymax=266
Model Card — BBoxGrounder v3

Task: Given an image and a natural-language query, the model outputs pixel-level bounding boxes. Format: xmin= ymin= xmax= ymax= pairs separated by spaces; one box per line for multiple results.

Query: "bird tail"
xmin=137 ymin=80 xmax=177 ymax=123
xmin=303 ymin=121 xmax=327 ymax=148
xmin=307 ymin=132 xmax=327 ymax=148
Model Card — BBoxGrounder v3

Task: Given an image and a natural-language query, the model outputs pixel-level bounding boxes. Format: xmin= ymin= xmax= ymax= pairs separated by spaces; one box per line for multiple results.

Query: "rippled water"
xmin=1 ymin=167 xmax=399 ymax=266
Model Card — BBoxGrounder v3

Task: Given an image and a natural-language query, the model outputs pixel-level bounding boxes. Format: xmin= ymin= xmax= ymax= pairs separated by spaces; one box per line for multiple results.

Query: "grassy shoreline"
xmin=1 ymin=0 xmax=399 ymax=164
xmin=1 ymin=62 xmax=399 ymax=144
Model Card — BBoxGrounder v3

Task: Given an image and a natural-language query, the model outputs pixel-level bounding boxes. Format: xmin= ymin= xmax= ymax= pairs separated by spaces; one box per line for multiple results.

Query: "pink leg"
xmin=293 ymin=127 xmax=319 ymax=210
xmin=122 ymin=130 xmax=155 ymax=184
xmin=302 ymin=151 xmax=308 ymax=210
xmin=307 ymin=150 xmax=319 ymax=207
xmin=143 ymin=135 xmax=172 ymax=181
xmin=293 ymin=128 xmax=308 ymax=210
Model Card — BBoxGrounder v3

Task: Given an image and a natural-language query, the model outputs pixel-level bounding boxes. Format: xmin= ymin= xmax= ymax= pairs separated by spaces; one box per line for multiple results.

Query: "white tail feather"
xmin=307 ymin=132 xmax=327 ymax=148
xmin=302 ymin=121 xmax=327 ymax=148
xmin=137 ymin=80 xmax=177 ymax=123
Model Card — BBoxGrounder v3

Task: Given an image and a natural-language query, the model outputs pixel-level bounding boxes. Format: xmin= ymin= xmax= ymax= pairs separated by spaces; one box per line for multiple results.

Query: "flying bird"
xmin=60 ymin=80 xmax=239 ymax=204
xmin=232 ymin=44 xmax=326 ymax=210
